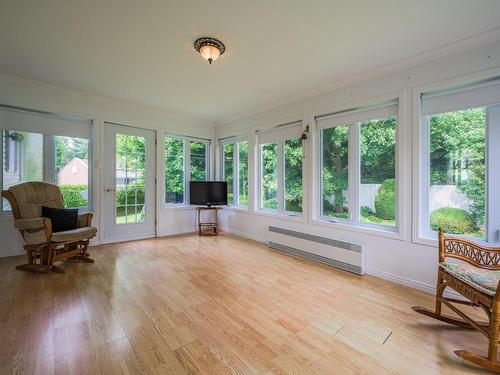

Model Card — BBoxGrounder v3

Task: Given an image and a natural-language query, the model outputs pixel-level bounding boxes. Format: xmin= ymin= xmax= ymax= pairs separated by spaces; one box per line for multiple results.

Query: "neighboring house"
xmin=58 ymin=157 xmax=88 ymax=185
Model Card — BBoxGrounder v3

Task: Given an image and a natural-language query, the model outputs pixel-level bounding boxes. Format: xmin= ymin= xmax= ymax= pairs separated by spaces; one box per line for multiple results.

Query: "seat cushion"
xmin=51 ymin=227 xmax=97 ymax=243
xmin=42 ymin=206 xmax=78 ymax=232
xmin=440 ymin=261 xmax=500 ymax=296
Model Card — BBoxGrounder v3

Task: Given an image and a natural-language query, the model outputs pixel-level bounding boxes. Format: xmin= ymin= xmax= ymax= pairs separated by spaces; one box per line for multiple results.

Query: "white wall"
xmin=0 ymin=73 xmax=215 ymax=257
xmin=214 ymin=40 xmax=500 ymax=294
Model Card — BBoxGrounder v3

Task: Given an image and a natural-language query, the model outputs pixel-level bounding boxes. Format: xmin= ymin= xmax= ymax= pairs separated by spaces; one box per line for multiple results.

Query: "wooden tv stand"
xmin=196 ymin=207 xmax=222 ymax=236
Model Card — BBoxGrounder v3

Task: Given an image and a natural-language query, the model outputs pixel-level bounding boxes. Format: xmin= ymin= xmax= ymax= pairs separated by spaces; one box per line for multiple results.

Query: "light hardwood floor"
xmin=0 ymin=233 xmax=492 ymax=374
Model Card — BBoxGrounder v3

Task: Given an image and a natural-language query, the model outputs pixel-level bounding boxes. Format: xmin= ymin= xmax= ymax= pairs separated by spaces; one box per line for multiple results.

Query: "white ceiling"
xmin=1 ymin=0 xmax=500 ymax=122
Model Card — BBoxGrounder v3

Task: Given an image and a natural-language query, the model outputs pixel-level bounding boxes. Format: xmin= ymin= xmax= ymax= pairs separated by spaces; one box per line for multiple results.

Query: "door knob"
xmin=105 ymin=188 xmax=115 ymax=192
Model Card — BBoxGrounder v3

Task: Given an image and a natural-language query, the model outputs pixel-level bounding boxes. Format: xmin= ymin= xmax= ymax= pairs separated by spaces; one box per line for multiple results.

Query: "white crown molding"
xmin=216 ymin=26 xmax=500 ymax=126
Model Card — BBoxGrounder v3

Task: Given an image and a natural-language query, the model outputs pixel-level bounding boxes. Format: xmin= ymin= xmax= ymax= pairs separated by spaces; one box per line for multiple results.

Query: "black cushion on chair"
xmin=42 ymin=206 xmax=78 ymax=233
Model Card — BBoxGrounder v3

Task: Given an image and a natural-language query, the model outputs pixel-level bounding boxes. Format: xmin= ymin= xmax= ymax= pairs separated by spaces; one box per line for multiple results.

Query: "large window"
xmin=420 ymin=80 xmax=500 ymax=242
xmin=258 ymin=122 xmax=303 ymax=214
xmin=318 ymin=103 xmax=398 ymax=230
xmin=165 ymin=135 xmax=210 ymax=205
xmin=1 ymin=107 xmax=92 ymax=211
xmin=221 ymin=139 xmax=248 ymax=207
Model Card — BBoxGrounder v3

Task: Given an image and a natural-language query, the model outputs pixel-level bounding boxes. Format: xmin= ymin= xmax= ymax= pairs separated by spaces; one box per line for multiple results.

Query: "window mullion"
xmin=278 ymin=141 xmax=285 ymax=212
xmin=184 ymin=139 xmax=190 ymax=205
xmin=43 ymin=135 xmax=55 ymax=183
xmin=420 ymin=116 xmax=431 ymax=237
xmin=234 ymin=142 xmax=239 ymax=206
xmin=348 ymin=123 xmax=359 ymax=222
xmin=0 ymin=131 xmax=3 ymax=211
xmin=487 ymin=105 xmax=500 ymax=244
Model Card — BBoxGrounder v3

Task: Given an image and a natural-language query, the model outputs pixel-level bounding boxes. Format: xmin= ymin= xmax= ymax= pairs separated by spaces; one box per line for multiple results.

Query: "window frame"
xmin=1 ymin=126 xmax=93 ymax=213
xmin=415 ymin=78 xmax=500 ymax=246
xmin=164 ymin=133 xmax=210 ymax=207
xmin=219 ymin=137 xmax=249 ymax=208
xmin=315 ymin=101 xmax=401 ymax=234
xmin=257 ymin=122 xmax=304 ymax=217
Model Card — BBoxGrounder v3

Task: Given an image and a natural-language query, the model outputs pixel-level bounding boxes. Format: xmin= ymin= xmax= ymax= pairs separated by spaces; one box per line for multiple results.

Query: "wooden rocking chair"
xmin=412 ymin=228 xmax=500 ymax=372
xmin=2 ymin=181 xmax=97 ymax=273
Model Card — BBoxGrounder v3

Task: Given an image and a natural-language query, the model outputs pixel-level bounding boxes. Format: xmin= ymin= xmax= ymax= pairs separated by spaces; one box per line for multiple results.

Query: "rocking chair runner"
xmin=1 ymin=182 xmax=97 ymax=273
xmin=413 ymin=228 xmax=500 ymax=372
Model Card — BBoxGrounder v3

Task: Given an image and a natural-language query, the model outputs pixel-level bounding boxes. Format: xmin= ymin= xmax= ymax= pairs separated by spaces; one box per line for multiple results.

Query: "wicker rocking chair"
xmin=412 ymin=228 xmax=500 ymax=372
xmin=2 ymin=182 xmax=97 ymax=273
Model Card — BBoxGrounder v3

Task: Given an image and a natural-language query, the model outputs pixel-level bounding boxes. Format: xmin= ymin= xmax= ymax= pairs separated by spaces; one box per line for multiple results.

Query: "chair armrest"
xmin=14 ymin=218 xmax=49 ymax=231
xmin=77 ymin=212 xmax=94 ymax=228
xmin=14 ymin=218 xmax=52 ymax=245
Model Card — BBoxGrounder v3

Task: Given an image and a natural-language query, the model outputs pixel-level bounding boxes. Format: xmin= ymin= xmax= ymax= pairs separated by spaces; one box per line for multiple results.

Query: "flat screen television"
xmin=189 ymin=181 xmax=228 ymax=207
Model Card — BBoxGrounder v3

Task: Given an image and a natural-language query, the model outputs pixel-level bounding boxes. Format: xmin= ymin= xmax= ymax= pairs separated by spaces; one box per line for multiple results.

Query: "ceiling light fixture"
xmin=194 ymin=37 xmax=225 ymax=65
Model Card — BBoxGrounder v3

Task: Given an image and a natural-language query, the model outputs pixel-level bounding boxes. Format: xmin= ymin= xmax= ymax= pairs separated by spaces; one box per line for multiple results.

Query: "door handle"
xmin=105 ymin=188 xmax=115 ymax=192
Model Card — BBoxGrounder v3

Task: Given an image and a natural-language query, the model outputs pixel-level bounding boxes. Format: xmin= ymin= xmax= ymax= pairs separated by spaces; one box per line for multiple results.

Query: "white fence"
xmin=329 ymin=184 xmax=472 ymax=213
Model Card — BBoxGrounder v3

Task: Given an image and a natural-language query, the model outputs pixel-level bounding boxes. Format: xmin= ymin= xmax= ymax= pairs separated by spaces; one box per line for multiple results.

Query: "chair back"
xmin=2 ymin=182 xmax=64 ymax=220
xmin=439 ymin=228 xmax=500 ymax=270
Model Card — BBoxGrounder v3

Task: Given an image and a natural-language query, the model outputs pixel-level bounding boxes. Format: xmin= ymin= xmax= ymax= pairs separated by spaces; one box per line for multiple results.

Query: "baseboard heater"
xmin=268 ymin=226 xmax=364 ymax=275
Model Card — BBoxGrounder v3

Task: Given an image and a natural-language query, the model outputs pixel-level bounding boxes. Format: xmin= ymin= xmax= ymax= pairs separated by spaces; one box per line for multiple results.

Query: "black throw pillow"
xmin=42 ymin=206 xmax=78 ymax=233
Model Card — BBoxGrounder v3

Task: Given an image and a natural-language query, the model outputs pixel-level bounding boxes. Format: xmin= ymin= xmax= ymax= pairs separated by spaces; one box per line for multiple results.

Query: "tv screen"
xmin=189 ymin=181 xmax=228 ymax=206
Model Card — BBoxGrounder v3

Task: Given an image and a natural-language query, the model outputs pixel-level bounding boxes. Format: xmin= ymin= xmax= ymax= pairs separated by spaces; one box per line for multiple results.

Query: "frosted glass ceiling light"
xmin=194 ymin=37 xmax=225 ymax=65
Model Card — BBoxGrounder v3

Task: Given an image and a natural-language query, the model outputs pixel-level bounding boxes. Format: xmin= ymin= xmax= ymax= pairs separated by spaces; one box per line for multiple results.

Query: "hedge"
xmin=374 ymin=179 xmax=395 ymax=220
xmin=430 ymin=207 xmax=476 ymax=234
xmin=60 ymin=185 xmax=88 ymax=208
xmin=116 ymin=184 xmax=145 ymax=206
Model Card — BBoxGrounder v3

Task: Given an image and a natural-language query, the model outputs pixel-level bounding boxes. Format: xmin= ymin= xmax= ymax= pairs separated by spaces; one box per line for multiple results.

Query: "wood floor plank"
xmin=0 ymin=233 xmax=493 ymax=374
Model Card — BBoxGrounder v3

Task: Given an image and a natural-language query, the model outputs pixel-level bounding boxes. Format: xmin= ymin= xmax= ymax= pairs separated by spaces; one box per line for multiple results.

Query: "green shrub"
xmin=374 ymin=179 xmax=395 ymax=220
xmin=60 ymin=184 xmax=88 ymax=208
xmin=430 ymin=207 xmax=475 ymax=234
xmin=360 ymin=206 xmax=373 ymax=217
xmin=116 ymin=183 xmax=145 ymax=206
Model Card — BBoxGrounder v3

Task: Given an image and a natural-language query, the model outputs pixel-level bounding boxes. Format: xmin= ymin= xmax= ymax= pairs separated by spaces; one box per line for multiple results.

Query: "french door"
xmin=103 ymin=123 xmax=156 ymax=242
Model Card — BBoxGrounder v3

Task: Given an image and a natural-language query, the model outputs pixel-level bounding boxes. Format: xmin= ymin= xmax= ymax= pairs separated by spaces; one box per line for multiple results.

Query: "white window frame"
xmin=219 ymin=136 xmax=248 ymax=208
xmin=415 ymin=78 xmax=500 ymax=245
xmin=164 ymin=133 xmax=210 ymax=207
xmin=0 ymin=106 xmax=93 ymax=212
xmin=315 ymin=101 xmax=401 ymax=233
xmin=257 ymin=121 xmax=304 ymax=217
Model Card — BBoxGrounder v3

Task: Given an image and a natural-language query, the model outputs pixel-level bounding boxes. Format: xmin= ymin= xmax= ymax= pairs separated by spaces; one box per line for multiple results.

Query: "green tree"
xmin=322 ymin=125 xmax=349 ymax=215
xmin=429 ymin=108 xmax=485 ymax=226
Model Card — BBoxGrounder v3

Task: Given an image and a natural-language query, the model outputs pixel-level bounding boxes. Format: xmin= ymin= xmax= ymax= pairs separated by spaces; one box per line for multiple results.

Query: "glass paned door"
xmin=115 ymin=133 xmax=146 ymax=224
xmin=103 ymin=123 xmax=156 ymax=242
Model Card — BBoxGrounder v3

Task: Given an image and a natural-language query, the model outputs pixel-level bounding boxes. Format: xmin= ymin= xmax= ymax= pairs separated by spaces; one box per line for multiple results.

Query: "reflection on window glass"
xmin=115 ymin=134 xmax=146 ymax=224
xmin=322 ymin=125 xmax=349 ymax=219
xmin=428 ymin=108 xmax=485 ymax=238
xmin=261 ymin=143 xmax=278 ymax=209
xmin=2 ymin=131 xmax=90 ymax=211
xmin=165 ymin=137 xmax=184 ymax=204
xmin=285 ymin=138 xmax=302 ymax=213
xmin=238 ymin=141 xmax=248 ymax=207
xmin=190 ymin=141 xmax=207 ymax=181
xmin=224 ymin=143 xmax=234 ymax=204
xmin=2 ymin=130 xmax=43 ymax=210
xmin=359 ymin=116 xmax=396 ymax=226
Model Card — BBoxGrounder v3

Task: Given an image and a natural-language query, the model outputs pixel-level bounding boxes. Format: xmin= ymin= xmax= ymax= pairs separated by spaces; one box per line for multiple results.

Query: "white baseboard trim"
xmin=365 ymin=267 xmax=435 ymax=294
xmin=0 ymin=248 xmax=24 ymax=258
xmin=220 ymin=226 xmax=267 ymax=244
xmin=365 ymin=267 xmax=463 ymax=299
xmin=158 ymin=227 xmax=197 ymax=237
xmin=100 ymin=232 xmax=157 ymax=245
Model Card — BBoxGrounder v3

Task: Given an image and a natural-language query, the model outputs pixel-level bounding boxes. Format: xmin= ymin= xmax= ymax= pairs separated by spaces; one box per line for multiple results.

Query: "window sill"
xmin=253 ymin=209 xmax=305 ymax=223
xmin=310 ymin=218 xmax=404 ymax=241
xmin=222 ymin=205 xmax=250 ymax=213
xmin=162 ymin=205 xmax=197 ymax=212
xmin=414 ymin=232 xmax=489 ymax=248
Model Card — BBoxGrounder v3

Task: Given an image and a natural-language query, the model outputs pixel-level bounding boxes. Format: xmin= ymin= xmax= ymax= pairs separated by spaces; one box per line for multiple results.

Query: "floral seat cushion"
xmin=440 ymin=261 xmax=500 ymax=296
